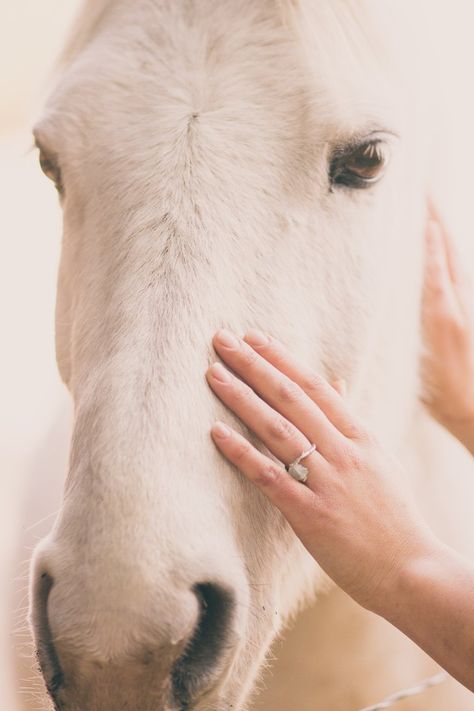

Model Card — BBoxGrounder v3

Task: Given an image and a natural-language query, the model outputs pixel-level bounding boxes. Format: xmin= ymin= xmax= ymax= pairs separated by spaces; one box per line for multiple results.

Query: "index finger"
xmin=242 ymin=330 xmax=364 ymax=440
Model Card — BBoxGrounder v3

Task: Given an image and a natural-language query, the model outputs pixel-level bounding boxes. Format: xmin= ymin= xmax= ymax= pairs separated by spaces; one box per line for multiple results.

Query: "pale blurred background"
xmin=1 ymin=3 xmax=81 ymax=708
xmin=0 ymin=1 xmax=473 ymax=709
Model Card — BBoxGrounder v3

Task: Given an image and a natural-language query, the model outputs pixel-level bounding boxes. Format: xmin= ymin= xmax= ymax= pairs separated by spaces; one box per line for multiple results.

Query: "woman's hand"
xmin=205 ymin=329 xmax=440 ymax=613
xmin=421 ymin=207 xmax=474 ymax=453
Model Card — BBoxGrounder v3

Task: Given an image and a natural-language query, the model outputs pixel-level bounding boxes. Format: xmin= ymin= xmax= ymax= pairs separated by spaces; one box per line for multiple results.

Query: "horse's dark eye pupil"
xmin=329 ymin=140 xmax=387 ymax=189
xmin=345 ymin=143 xmax=383 ymax=179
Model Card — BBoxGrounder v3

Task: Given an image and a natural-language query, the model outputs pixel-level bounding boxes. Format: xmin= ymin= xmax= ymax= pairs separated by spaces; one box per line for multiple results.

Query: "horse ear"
xmin=276 ymin=0 xmax=299 ymax=20
xmin=55 ymin=0 xmax=113 ymax=73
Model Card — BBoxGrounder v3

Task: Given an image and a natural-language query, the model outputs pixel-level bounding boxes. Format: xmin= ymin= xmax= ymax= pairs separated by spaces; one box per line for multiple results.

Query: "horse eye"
xmin=38 ymin=150 xmax=63 ymax=195
xmin=329 ymin=140 xmax=388 ymax=190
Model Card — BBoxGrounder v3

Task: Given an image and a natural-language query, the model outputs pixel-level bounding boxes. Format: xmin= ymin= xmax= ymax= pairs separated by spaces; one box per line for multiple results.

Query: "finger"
xmin=427 ymin=201 xmax=463 ymax=285
xmin=241 ymin=329 xmax=364 ymax=440
xmin=427 ymin=196 xmax=442 ymax=225
xmin=331 ymin=379 xmax=347 ymax=397
xmin=425 ymin=219 xmax=453 ymax=287
xmin=424 ymin=220 xmax=461 ymax=317
xmin=439 ymin=221 xmax=463 ymax=287
xmin=206 ymin=361 xmax=330 ymax=468
xmin=212 ymin=329 xmax=347 ymax=454
xmin=210 ymin=421 xmax=320 ymax=515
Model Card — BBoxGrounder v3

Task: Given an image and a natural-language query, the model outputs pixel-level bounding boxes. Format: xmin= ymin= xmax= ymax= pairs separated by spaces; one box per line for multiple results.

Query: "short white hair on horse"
xmin=28 ymin=2 xmax=474 ymax=710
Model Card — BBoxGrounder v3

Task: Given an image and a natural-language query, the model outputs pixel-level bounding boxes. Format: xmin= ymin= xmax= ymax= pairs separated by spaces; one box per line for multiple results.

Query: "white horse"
xmin=24 ymin=1 xmax=474 ymax=709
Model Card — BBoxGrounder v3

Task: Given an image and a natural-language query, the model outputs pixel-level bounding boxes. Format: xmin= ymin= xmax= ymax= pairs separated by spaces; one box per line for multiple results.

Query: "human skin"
xmin=205 ymin=213 xmax=474 ymax=692
xmin=421 ymin=208 xmax=474 ymax=455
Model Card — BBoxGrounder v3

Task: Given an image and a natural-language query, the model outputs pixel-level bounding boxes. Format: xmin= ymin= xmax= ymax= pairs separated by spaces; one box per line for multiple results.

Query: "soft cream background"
xmin=1 ymin=3 xmax=81 ymax=707
xmin=1 ymin=2 xmax=473 ymax=709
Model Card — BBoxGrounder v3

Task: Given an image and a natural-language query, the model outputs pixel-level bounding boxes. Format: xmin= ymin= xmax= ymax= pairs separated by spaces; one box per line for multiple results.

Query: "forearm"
xmin=374 ymin=541 xmax=474 ymax=691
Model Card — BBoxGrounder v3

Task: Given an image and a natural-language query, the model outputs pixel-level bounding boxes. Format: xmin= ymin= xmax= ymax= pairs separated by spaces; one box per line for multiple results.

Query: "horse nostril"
xmin=31 ymin=572 xmax=236 ymax=709
xmin=171 ymin=582 xmax=236 ymax=708
xmin=31 ymin=572 xmax=64 ymax=703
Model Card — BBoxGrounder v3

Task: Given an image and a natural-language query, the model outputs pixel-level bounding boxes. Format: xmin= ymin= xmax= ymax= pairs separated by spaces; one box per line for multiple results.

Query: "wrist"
xmin=369 ymin=537 xmax=474 ymax=690
xmin=366 ymin=531 xmax=446 ymax=620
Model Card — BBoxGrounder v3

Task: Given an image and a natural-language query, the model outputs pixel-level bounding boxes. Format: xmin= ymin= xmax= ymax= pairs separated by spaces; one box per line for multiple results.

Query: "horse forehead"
xmin=37 ymin=0 xmax=403 ymax=219
xmin=50 ymin=0 xmax=390 ymax=125
xmin=59 ymin=0 xmax=311 ymax=67
xmin=60 ymin=0 xmax=383 ymax=62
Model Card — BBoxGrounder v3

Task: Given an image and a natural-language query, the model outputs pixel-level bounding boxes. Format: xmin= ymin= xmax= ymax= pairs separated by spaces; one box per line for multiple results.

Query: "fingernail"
xmin=244 ymin=329 xmax=269 ymax=347
xmin=212 ymin=421 xmax=231 ymax=438
xmin=216 ymin=328 xmax=240 ymax=348
xmin=210 ymin=362 xmax=232 ymax=382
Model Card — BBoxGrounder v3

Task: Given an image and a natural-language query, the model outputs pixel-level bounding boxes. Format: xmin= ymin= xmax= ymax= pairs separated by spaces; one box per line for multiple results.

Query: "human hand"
xmin=206 ymin=329 xmax=440 ymax=612
xmin=421 ymin=206 xmax=474 ymax=452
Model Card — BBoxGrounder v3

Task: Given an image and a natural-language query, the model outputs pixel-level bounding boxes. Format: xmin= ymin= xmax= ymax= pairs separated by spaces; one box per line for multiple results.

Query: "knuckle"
xmin=344 ymin=421 xmax=367 ymax=441
xmin=343 ymin=425 xmax=361 ymax=441
xmin=266 ymin=416 xmax=295 ymax=442
xmin=428 ymin=275 xmax=446 ymax=297
xmin=339 ymin=443 xmax=364 ymax=470
xmin=302 ymin=373 xmax=326 ymax=396
xmin=240 ymin=345 xmax=259 ymax=368
xmin=231 ymin=382 xmax=252 ymax=404
xmin=277 ymin=378 xmax=304 ymax=405
xmin=254 ymin=463 xmax=282 ymax=487
xmin=356 ymin=427 xmax=376 ymax=446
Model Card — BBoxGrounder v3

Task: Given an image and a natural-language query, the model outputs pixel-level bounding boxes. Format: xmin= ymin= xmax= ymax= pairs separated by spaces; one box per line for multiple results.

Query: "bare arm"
xmin=378 ymin=541 xmax=474 ymax=691
xmin=205 ymin=327 xmax=474 ymax=692
xmin=204 ymin=208 xmax=474 ymax=692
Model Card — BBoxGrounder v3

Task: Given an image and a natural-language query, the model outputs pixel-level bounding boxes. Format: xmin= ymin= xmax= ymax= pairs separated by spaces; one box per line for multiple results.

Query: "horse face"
xmin=30 ymin=1 xmax=427 ymax=709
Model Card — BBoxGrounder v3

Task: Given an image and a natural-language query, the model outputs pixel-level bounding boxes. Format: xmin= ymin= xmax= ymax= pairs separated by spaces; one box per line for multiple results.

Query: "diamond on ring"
xmin=285 ymin=443 xmax=317 ymax=483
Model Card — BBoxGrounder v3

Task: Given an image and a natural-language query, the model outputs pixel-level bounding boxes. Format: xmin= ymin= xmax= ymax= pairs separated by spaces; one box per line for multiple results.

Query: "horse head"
xmin=30 ymin=2 xmax=428 ymax=709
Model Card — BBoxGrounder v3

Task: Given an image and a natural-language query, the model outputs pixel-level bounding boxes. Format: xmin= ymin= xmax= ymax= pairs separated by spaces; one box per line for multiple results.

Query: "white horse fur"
xmin=27 ymin=1 xmax=474 ymax=710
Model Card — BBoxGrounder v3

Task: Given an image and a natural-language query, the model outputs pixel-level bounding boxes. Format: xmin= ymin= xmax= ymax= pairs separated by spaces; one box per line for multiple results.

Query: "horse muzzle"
xmin=30 ymin=545 xmax=242 ymax=710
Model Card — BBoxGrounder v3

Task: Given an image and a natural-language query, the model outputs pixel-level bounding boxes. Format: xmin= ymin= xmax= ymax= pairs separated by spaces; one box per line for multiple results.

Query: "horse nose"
xmin=31 ymin=568 xmax=237 ymax=709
